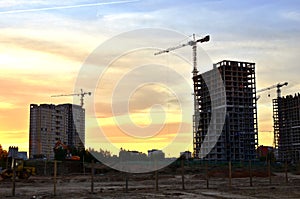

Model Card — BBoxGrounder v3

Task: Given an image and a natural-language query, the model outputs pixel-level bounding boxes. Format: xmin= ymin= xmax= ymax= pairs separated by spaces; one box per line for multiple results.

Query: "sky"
xmin=0 ymin=0 xmax=300 ymax=156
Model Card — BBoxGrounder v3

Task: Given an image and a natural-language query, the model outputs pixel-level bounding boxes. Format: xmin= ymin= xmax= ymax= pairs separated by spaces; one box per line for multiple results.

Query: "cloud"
xmin=0 ymin=32 xmax=90 ymax=63
xmin=1 ymin=0 xmax=300 ymax=154
xmin=128 ymin=84 xmax=180 ymax=112
xmin=93 ymin=77 xmax=192 ymax=119
xmin=0 ymin=0 xmax=47 ymax=8
xmin=281 ymin=11 xmax=300 ymax=22
xmin=0 ymin=102 xmax=15 ymax=109
xmin=0 ymin=0 xmax=140 ymax=15
xmin=0 ymin=130 xmax=28 ymax=151
xmin=0 ymin=130 xmax=28 ymax=139
xmin=0 ymin=73 xmax=77 ymax=111
xmin=87 ymin=121 xmax=191 ymax=141
xmin=84 ymin=120 xmax=192 ymax=156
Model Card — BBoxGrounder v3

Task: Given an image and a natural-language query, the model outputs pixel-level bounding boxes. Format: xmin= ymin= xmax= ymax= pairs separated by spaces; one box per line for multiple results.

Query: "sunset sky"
xmin=1 ymin=0 xmax=300 ymax=157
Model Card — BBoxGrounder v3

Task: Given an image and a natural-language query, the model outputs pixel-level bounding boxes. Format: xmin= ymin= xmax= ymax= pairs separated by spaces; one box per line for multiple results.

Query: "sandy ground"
xmin=1 ymin=173 xmax=300 ymax=199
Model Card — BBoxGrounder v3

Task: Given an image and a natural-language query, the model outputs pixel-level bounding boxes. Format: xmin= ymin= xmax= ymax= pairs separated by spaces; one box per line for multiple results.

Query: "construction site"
xmin=1 ymin=34 xmax=300 ymax=198
xmin=1 ymin=159 xmax=300 ymax=198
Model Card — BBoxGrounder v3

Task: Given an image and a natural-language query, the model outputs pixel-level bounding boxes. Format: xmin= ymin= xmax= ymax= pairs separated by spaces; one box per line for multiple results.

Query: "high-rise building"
xmin=193 ymin=60 xmax=258 ymax=161
xmin=273 ymin=93 xmax=300 ymax=162
xmin=29 ymin=103 xmax=85 ymax=159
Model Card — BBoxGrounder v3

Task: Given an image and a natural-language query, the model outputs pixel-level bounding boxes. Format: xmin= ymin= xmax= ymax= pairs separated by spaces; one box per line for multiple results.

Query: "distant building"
xmin=273 ymin=93 xmax=300 ymax=162
xmin=7 ymin=147 xmax=27 ymax=160
xmin=180 ymin=151 xmax=192 ymax=159
xmin=148 ymin=149 xmax=165 ymax=160
xmin=8 ymin=146 xmax=19 ymax=158
xmin=119 ymin=149 xmax=147 ymax=161
xmin=17 ymin=152 xmax=28 ymax=160
xmin=29 ymin=103 xmax=85 ymax=159
xmin=193 ymin=60 xmax=258 ymax=161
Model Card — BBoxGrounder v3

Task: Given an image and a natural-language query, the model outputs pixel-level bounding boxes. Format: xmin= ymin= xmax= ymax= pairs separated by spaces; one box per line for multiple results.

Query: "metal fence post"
xmin=249 ymin=160 xmax=253 ymax=187
xmin=181 ymin=158 xmax=185 ymax=190
xmin=206 ymin=161 xmax=209 ymax=189
xmin=54 ymin=160 xmax=57 ymax=196
xmin=229 ymin=161 xmax=232 ymax=188
xmin=12 ymin=158 xmax=16 ymax=196
xmin=91 ymin=160 xmax=94 ymax=194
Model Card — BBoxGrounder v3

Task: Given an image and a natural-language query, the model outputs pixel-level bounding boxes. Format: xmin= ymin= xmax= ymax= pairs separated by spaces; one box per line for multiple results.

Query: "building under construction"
xmin=29 ymin=103 xmax=85 ymax=159
xmin=273 ymin=93 xmax=300 ymax=163
xmin=193 ymin=60 xmax=258 ymax=161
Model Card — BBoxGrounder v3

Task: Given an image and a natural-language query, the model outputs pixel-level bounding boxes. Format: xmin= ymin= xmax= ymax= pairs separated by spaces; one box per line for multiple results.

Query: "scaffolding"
xmin=273 ymin=93 xmax=300 ymax=162
xmin=193 ymin=60 xmax=258 ymax=161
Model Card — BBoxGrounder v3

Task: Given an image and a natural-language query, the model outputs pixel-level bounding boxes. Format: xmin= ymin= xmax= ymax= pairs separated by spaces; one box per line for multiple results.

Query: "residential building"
xmin=29 ymin=103 xmax=85 ymax=159
xmin=273 ymin=93 xmax=300 ymax=162
xmin=193 ymin=60 xmax=258 ymax=161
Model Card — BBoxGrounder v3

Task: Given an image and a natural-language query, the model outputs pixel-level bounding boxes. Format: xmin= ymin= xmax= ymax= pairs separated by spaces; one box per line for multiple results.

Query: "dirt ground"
xmin=1 ymin=172 xmax=300 ymax=199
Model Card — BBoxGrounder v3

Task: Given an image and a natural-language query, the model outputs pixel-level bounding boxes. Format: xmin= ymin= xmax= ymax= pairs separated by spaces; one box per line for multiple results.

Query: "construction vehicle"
xmin=53 ymin=140 xmax=80 ymax=161
xmin=1 ymin=158 xmax=36 ymax=179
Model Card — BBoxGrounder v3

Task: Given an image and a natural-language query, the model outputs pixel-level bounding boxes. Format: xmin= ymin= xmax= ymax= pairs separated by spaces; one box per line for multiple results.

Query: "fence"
xmin=1 ymin=158 xmax=300 ymax=197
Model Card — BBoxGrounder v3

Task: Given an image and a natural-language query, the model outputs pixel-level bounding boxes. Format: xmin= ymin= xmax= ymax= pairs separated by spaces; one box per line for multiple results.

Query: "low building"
xmin=119 ymin=149 xmax=147 ymax=161
xmin=17 ymin=152 xmax=28 ymax=160
xmin=148 ymin=149 xmax=165 ymax=160
xmin=180 ymin=151 xmax=192 ymax=159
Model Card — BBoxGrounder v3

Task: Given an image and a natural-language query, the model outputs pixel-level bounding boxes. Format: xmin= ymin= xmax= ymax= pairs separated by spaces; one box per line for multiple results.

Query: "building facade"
xmin=29 ymin=103 xmax=85 ymax=159
xmin=273 ymin=93 xmax=300 ymax=162
xmin=148 ymin=149 xmax=165 ymax=160
xmin=193 ymin=60 xmax=258 ymax=161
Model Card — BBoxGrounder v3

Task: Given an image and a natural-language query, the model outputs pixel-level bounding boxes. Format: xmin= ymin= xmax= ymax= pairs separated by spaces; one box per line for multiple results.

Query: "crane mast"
xmin=192 ymin=34 xmax=198 ymax=76
xmin=154 ymin=34 xmax=210 ymax=156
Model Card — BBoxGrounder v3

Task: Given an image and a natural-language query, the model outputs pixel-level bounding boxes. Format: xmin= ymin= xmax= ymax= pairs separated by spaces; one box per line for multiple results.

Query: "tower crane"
xmin=256 ymin=82 xmax=288 ymax=148
xmin=256 ymin=82 xmax=288 ymax=100
xmin=154 ymin=34 xmax=210 ymax=157
xmin=154 ymin=34 xmax=210 ymax=77
xmin=51 ymin=89 xmax=92 ymax=108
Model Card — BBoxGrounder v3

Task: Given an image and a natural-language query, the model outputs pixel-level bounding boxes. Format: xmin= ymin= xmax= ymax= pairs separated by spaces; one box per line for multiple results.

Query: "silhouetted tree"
xmin=54 ymin=147 xmax=67 ymax=161
xmin=0 ymin=145 xmax=8 ymax=159
xmin=0 ymin=144 xmax=8 ymax=168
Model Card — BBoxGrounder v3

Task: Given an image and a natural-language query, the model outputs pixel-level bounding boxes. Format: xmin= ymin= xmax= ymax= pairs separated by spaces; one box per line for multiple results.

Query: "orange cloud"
xmin=84 ymin=120 xmax=192 ymax=156
xmin=0 ymin=30 xmax=90 ymax=63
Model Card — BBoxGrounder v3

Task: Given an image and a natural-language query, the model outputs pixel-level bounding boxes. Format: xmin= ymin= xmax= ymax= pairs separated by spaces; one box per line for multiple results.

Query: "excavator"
xmin=1 ymin=158 xmax=36 ymax=179
xmin=53 ymin=141 xmax=80 ymax=161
